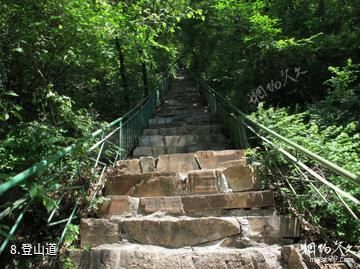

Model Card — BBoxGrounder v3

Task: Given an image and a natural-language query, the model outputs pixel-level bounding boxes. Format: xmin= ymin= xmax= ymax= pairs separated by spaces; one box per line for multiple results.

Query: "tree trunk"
xmin=115 ymin=39 xmax=129 ymax=103
xmin=141 ymin=61 xmax=149 ymax=97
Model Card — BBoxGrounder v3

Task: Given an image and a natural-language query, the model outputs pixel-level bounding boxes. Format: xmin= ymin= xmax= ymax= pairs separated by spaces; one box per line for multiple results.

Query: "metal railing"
xmin=0 ymin=76 xmax=169 ymax=256
xmin=196 ymin=76 xmax=359 ymax=221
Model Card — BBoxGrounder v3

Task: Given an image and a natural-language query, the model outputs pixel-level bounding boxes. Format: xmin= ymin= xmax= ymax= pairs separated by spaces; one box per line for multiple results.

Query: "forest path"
xmin=70 ymin=71 xmax=303 ymax=269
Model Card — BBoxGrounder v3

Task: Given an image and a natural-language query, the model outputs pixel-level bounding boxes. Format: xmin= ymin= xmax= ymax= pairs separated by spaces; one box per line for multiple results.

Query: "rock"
xmin=105 ymin=193 xmax=275 ymax=216
xmin=143 ymin=125 xmax=222 ymax=136
xmin=115 ymin=159 xmax=141 ymax=174
xmin=164 ymin=135 xmax=197 ymax=147
xmin=181 ymin=191 xmax=275 ymax=212
xmin=139 ymin=135 xmax=164 ymax=147
xmin=222 ymin=164 xmax=259 ymax=191
xmin=81 ymin=217 xmax=241 ymax=248
xmin=120 ymin=216 xmax=241 ymax=247
xmin=68 ymin=243 xmax=285 ymax=269
xmin=149 ymin=117 xmax=174 ymax=125
xmin=99 ymin=196 xmax=140 ymax=217
xmin=228 ymin=208 xmax=277 ymax=217
xmin=139 ymin=197 xmax=185 ymax=214
xmin=246 ymin=215 xmax=301 ymax=239
xmin=282 ymin=245 xmax=308 ymax=269
xmin=140 ymin=156 xmax=155 ymax=173
xmin=157 ymin=153 xmax=199 ymax=175
xmin=187 ymin=169 xmax=220 ymax=194
xmin=195 ymin=150 xmax=246 ymax=169
xmin=133 ymin=146 xmax=153 ymax=157
xmin=80 ymin=219 xmax=121 ymax=248
xmin=105 ymin=172 xmax=184 ymax=197
xmin=105 ymin=173 xmax=148 ymax=195
xmin=126 ymin=172 xmax=183 ymax=197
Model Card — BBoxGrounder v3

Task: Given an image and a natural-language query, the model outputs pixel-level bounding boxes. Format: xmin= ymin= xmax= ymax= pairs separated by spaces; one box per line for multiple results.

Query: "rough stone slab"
xmin=121 ymin=216 xmax=241 ymax=248
xmin=133 ymin=146 xmax=153 ymax=156
xmin=115 ymin=159 xmax=141 ymax=174
xmin=139 ymin=135 xmax=201 ymax=147
xmin=246 ymin=215 xmax=301 ymax=238
xmin=139 ymin=135 xmax=165 ymax=146
xmin=68 ymin=243 xmax=284 ymax=269
xmin=164 ymin=135 xmax=197 ymax=147
xmin=222 ymin=164 xmax=259 ymax=191
xmin=99 ymin=196 xmax=139 ymax=217
xmin=182 ymin=191 xmax=275 ymax=212
xmin=126 ymin=172 xmax=184 ymax=197
xmin=139 ymin=156 xmax=155 ymax=173
xmin=105 ymin=173 xmax=148 ymax=195
xmin=80 ymin=219 xmax=121 ymax=248
xmin=81 ymin=217 xmax=241 ymax=248
xmin=187 ymin=169 xmax=220 ymax=194
xmin=228 ymin=208 xmax=277 ymax=217
xmin=106 ymin=193 xmax=275 ymax=216
xmin=133 ymin=146 xmax=187 ymax=157
xmin=149 ymin=117 xmax=174 ymax=125
xmin=195 ymin=150 xmax=246 ymax=169
xmin=156 ymin=108 xmax=205 ymax=116
xmin=157 ymin=153 xmax=199 ymax=174
xmin=143 ymin=124 xmax=222 ymax=136
xmin=282 ymin=245 xmax=308 ymax=269
xmin=134 ymin=145 xmax=233 ymax=158
xmin=105 ymin=172 xmax=183 ymax=196
xmin=148 ymin=115 xmax=213 ymax=128
xmin=139 ymin=197 xmax=185 ymax=214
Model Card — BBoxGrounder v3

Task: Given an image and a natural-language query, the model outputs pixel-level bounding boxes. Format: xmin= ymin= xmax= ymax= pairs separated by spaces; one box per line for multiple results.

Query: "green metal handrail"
xmin=197 ymin=77 xmax=360 ymax=186
xmin=195 ymin=75 xmax=359 ymax=222
xmin=0 ymin=75 xmax=169 ymax=256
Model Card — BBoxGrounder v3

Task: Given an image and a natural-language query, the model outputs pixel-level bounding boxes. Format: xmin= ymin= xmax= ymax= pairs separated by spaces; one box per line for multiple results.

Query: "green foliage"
xmin=63 ymin=224 xmax=80 ymax=248
xmin=0 ymin=122 xmax=66 ymax=175
xmin=309 ymin=59 xmax=360 ymax=125
xmin=249 ymin=61 xmax=360 ymax=242
xmin=0 ymin=1 xmax=193 ymax=267
xmin=184 ymin=0 xmax=359 ymax=108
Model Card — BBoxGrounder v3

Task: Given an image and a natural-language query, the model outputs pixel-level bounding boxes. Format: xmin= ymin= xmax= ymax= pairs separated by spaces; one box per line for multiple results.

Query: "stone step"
xmin=110 ymin=150 xmax=247 ymax=175
xmin=105 ymin=171 xmax=185 ymax=197
xmin=99 ymin=191 xmax=274 ymax=217
xmin=143 ymin=124 xmax=223 ymax=136
xmin=81 ymin=214 xmax=300 ymax=248
xmin=147 ymin=120 xmax=218 ymax=129
xmin=81 ymin=216 xmax=241 ymax=248
xmin=156 ymin=150 xmax=247 ymax=171
xmin=138 ymin=134 xmax=228 ymax=147
xmin=158 ymin=108 xmax=209 ymax=116
xmin=157 ymin=105 xmax=205 ymax=113
xmin=105 ymin=162 xmax=259 ymax=196
xmin=164 ymin=94 xmax=202 ymax=100
xmin=195 ymin=150 xmax=246 ymax=169
xmin=161 ymin=99 xmax=203 ymax=106
xmin=69 ymin=243 xmax=287 ymax=269
xmin=132 ymin=144 xmax=232 ymax=157
xmin=149 ymin=113 xmax=211 ymax=125
xmin=166 ymin=88 xmax=198 ymax=94
xmin=155 ymin=108 xmax=209 ymax=117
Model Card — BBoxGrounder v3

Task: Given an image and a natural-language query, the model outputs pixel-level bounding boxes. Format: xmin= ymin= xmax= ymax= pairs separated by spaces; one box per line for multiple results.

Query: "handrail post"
xmin=238 ymin=114 xmax=249 ymax=149
xmin=119 ymin=120 xmax=123 ymax=160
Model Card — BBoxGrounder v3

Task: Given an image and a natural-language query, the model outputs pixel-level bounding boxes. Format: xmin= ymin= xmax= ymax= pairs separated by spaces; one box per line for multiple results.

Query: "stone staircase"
xmin=69 ymin=72 xmax=305 ymax=269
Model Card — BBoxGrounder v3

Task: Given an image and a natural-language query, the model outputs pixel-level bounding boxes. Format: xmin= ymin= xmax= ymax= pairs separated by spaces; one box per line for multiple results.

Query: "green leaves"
xmin=11 ymin=47 xmax=24 ymax=53
xmin=3 ymin=91 xmax=19 ymax=97
xmin=251 ymin=99 xmax=360 ymax=243
xmin=63 ymin=224 xmax=80 ymax=247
